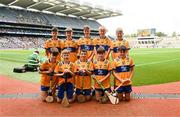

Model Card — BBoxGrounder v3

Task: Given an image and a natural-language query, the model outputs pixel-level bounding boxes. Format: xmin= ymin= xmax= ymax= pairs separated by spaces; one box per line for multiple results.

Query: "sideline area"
xmin=0 ymin=75 xmax=180 ymax=116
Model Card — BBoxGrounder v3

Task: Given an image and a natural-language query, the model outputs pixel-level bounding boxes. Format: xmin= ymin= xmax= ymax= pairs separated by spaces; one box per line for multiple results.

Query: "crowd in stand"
xmin=0 ymin=36 xmax=46 ymax=49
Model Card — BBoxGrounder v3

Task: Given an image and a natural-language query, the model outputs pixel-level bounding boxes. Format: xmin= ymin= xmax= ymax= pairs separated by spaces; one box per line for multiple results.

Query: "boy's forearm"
xmin=89 ymin=52 xmax=94 ymax=61
xmin=129 ymin=70 xmax=134 ymax=80
xmin=129 ymin=67 xmax=134 ymax=80
xmin=54 ymin=73 xmax=64 ymax=76
xmin=39 ymin=71 xmax=49 ymax=74
xmin=100 ymin=72 xmax=110 ymax=82
xmin=77 ymin=47 xmax=81 ymax=54
xmin=94 ymin=48 xmax=97 ymax=58
xmin=86 ymin=70 xmax=92 ymax=75
xmin=112 ymin=71 xmax=119 ymax=80
xmin=113 ymin=71 xmax=123 ymax=82
xmin=69 ymin=71 xmax=75 ymax=76
xmin=106 ymin=48 xmax=111 ymax=58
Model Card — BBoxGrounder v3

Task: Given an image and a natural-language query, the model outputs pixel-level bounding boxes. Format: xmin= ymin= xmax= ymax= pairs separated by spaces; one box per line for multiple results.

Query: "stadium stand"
xmin=157 ymin=37 xmax=180 ymax=48
xmin=0 ymin=6 xmax=100 ymax=49
xmin=0 ymin=0 xmax=121 ymax=49
xmin=124 ymin=37 xmax=180 ymax=49
xmin=0 ymin=6 xmax=100 ymax=37
xmin=0 ymin=36 xmax=45 ymax=49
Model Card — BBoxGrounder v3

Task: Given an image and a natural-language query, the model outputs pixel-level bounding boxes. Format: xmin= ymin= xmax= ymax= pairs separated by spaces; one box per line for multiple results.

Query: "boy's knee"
xmin=99 ymin=96 xmax=108 ymax=104
xmin=118 ymin=93 xmax=123 ymax=101
xmin=95 ymin=91 xmax=101 ymax=101
xmin=73 ymin=93 xmax=77 ymax=101
xmin=68 ymin=99 xmax=74 ymax=103
xmin=41 ymin=91 xmax=47 ymax=102
xmin=125 ymin=97 xmax=130 ymax=101
xmin=56 ymin=97 xmax=62 ymax=103
xmin=125 ymin=93 xmax=131 ymax=101
xmin=41 ymin=97 xmax=46 ymax=102
xmin=85 ymin=96 xmax=91 ymax=101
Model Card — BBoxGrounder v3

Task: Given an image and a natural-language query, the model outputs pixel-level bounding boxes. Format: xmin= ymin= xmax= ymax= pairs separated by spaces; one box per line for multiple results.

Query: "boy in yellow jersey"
xmin=93 ymin=26 xmax=112 ymax=59
xmin=92 ymin=46 xmax=111 ymax=102
xmin=54 ymin=49 xmax=75 ymax=103
xmin=61 ymin=27 xmax=78 ymax=63
xmin=39 ymin=48 xmax=59 ymax=102
xmin=44 ymin=27 xmax=61 ymax=61
xmin=112 ymin=45 xmax=135 ymax=101
xmin=74 ymin=50 xmax=93 ymax=102
xmin=77 ymin=25 xmax=94 ymax=61
xmin=111 ymin=27 xmax=130 ymax=59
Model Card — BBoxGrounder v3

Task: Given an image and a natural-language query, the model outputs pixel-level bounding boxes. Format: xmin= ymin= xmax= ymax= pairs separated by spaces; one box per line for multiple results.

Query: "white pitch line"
xmin=131 ymin=50 xmax=180 ymax=55
xmin=136 ymin=58 xmax=180 ymax=67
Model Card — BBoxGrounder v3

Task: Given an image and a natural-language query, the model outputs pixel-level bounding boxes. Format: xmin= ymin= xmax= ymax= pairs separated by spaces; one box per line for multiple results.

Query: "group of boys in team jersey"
xmin=39 ymin=25 xmax=135 ymax=104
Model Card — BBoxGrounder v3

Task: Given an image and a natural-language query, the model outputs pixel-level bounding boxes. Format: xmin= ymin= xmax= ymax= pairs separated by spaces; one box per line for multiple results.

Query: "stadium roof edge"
xmin=0 ymin=0 xmax=122 ymax=19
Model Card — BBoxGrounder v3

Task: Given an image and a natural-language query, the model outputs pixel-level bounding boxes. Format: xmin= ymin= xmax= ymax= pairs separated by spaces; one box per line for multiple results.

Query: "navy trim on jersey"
xmin=115 ymin=65 xmax=131 ymax=72
xmin=96 ymin=45 xmax=109 ymax=51
xmin=58 ymin=72 xmax=73 ymax=79
xmin=113 ymin=47 xmax=119 ymax=53
xmin=63 ymin=47 xmax=77 ymax=52
xmin=94 ymin=69 xmax=109 ymax=76
xmin=80 ymin=45 xmax=94 ymax=51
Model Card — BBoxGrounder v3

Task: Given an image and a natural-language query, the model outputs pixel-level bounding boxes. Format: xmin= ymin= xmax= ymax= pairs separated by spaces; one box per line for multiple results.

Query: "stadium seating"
xmin=157 ymin=37 xmax=180 ymax=48
xmin=0 ymin=36 xmax=46 ymax=49
xmin=0 ymin=6 xmax=100 ymax=49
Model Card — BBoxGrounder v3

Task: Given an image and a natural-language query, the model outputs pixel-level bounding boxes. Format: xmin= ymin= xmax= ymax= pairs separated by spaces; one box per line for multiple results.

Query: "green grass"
xmin=131 ymin=48 xmax=180 ymax=86
xmin=0 ymin=48 xmax=180 ymax=86
xmin=0 ymin=49 xmax=44 ymax=83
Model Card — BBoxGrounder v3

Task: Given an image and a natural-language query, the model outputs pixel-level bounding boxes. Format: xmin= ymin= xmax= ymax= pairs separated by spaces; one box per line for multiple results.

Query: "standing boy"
xmin=111 ymin=28 xmax=130 ymax=59
xmin=93 ymin=26 xmax=112 ymax=59
xmin=44 ymin=27 xmax=61 ymax=60
xmin=61 ymin=27 xmax=78 ymax=63
xmin=77 ymin=25 xmax=94 ymax=61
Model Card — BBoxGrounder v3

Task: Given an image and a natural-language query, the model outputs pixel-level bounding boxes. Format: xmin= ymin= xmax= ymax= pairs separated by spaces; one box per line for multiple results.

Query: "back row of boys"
xmin=40 ymin=25 xmax=135 ymax=103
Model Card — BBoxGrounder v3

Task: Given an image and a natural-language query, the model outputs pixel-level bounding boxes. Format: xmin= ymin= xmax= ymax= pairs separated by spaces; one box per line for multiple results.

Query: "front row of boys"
xmin=39 ymin=45 xmax=134 ymax=104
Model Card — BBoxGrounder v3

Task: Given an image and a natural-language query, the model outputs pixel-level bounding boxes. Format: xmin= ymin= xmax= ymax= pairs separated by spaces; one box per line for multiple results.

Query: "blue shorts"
xmin=41 ymin=86 xmax=49 ymax=91
xmin=76 ymin=88 xmax=91 ymax=96
xmin=95 ymin=88 xmax=111 ymax=96
xmin=57 ymin=83 xmax=74 ymax=99
xmin=95 ymin=88 xmax=111 ymax=92
xmin=116 ymin=85 xmax=132 ymax=93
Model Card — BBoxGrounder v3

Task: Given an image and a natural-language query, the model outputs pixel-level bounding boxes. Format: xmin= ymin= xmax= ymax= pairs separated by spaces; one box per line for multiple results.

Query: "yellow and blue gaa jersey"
xmin=77 ymin=37 xmax=94 ymax=59
xmin=44 ymin=39 xmax=61 ymax=60
xmin=92 ymin=59 xmax=112 ymax=89
xmin=93 ymin=37 xmax=112 ymax=58
xmin=61 ymin=40 xmax=78 ymax=63
xmin=54 ymin=61 xmax=75 ymax=85
xmin=112 ymin=57 xmax=134 ymax=86
xmin=39 ymin=60 xmax=58 ymax=87
xmin=74 ymin=60 xmax=93 ymax=89
xmin=111 ymin=40 xmax=130 ymax=59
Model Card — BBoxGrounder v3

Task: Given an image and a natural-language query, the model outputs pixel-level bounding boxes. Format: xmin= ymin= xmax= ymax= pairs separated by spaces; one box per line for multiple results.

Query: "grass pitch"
xmin=0 ymin=48 xmax=180 ymax=86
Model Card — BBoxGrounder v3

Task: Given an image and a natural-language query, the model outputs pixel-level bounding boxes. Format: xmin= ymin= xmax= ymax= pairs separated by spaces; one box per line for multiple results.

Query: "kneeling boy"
xmin=92 ymin=46 xmax=111 ymax=103
xmin=55 ymin=49 xmax=75 ymax=103
xmin=39 ymin=48 xmax=59 ymax=102
xmin=74 ymin=50 xmax=93 ymax=102
xmin=112 ymin=45 xmax=135 ymax=101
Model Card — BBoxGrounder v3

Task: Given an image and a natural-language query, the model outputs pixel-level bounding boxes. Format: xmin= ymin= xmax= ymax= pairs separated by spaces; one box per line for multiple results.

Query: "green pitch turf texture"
xmin=0 ymin=48 xmax=180 ymax=86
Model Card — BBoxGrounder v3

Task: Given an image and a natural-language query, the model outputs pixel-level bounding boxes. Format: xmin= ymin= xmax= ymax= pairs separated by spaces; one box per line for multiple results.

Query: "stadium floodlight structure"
xmin=0 ymin=0 xmax=122 ymax=19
